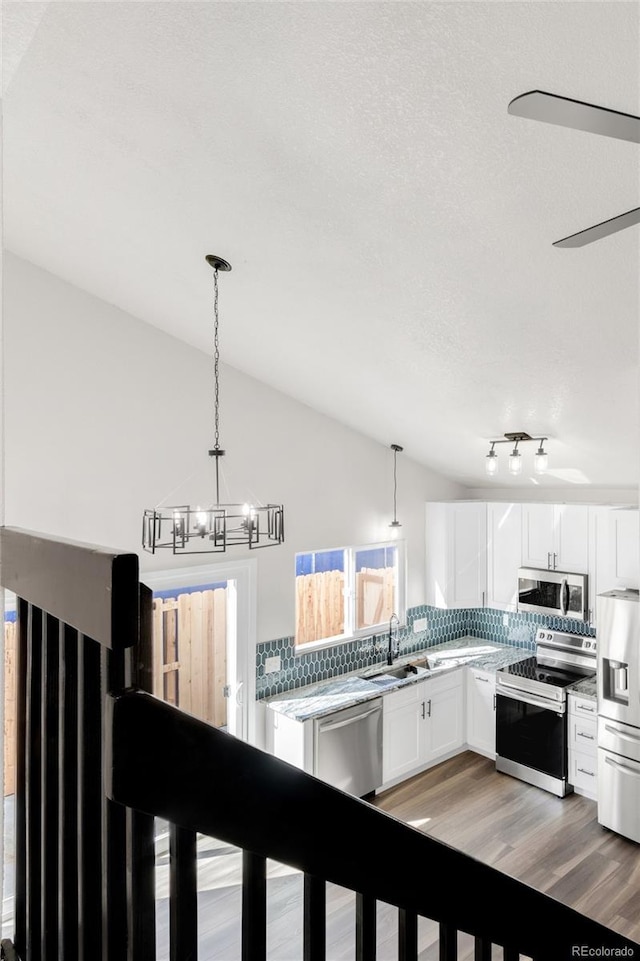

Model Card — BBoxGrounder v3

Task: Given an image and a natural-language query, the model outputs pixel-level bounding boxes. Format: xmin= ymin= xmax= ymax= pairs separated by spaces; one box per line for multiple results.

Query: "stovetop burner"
xmin=499 ymin=655 xmax=588 ymax=689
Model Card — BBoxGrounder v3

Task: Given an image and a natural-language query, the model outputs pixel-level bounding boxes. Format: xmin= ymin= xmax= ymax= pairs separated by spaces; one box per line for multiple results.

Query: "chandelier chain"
xmin=213 ymin=267 xmax=220 ymax=450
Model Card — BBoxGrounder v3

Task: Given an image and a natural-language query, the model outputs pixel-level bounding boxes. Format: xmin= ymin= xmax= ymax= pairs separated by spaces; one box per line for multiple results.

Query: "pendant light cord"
xmin=393 ymin=449 xmax=398 ymax=523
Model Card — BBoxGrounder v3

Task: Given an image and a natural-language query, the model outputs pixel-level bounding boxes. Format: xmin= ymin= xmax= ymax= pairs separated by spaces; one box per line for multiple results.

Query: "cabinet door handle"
xmin=577 ymin=731 xmax=595 ymax=741
xmin=475 ymin=675 xmax=490 ymax=683
xmin=421 ymin=701 xmax=426 ymax=719
xmin=547 ymin=552 xmax=552 ymax=570
xmin=427 ymin=699 xmax=432 ymax=718
xmin=577 ymin=767 xmax=595 ymax=777
xmin=553 ymin=553 xmax=558 ymax=570
xmin=577 ymin=703 xmax=596 ymax=714
xmin=493 ymin=694 xmax=496 ymax=711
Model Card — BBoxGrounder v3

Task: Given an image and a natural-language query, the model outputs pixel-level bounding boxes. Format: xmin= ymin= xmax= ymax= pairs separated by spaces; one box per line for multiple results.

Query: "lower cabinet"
xmin=267 ymin=664 xmax=501 ymax=794
xmin=567 ymin=693 xmax=598 ymax=799
xmin=382 ymin=670 xmax=464 ymax=784
xmin=466 ymin=668 xmax=496 ymax=758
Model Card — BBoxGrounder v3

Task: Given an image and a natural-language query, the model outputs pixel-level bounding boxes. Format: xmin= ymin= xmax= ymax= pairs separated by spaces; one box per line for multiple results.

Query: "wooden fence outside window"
xmin=295 ymin=566 xmax=396 ymax=647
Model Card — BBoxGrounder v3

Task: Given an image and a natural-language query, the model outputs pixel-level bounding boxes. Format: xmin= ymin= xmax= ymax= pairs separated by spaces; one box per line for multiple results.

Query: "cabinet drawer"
xmin=569 ymin=750 xmax=597 ymax=797
xmin=569 ymin=695 xmax=597 ymax=719
xmin=569 ymin=714 xmax=597 ymax=755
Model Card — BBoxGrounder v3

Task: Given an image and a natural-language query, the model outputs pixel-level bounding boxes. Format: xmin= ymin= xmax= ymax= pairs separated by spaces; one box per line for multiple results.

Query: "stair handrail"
xmin=107 ymin=687 xmax=639 ymax=960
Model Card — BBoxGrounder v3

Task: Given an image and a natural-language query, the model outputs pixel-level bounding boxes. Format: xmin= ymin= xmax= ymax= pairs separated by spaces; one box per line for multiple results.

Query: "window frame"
xmin=293 ymin=539 xmax=406 ymax=655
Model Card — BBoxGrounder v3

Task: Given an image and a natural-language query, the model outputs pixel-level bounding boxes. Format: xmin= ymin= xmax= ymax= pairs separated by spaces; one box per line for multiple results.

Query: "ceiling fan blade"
xmin=508 ymin=91 xmax=640 ymax=144
xmin=553 ymin=207 xmax=640 ymax=248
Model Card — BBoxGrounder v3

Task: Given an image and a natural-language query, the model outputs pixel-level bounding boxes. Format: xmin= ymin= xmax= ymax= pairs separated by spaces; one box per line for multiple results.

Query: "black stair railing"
xmin=107 ymin=685 xmax=639 ymax=961
xmin=1 ymin=525 xmax=638 ymax=961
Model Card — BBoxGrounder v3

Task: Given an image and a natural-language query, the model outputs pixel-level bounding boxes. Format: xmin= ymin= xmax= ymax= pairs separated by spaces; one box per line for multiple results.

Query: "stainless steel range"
xmin=495 ymin=629 xmax=597 ymax=797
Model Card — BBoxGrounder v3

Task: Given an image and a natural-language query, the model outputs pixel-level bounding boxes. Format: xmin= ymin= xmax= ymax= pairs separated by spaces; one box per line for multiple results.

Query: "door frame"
xmin=141 ymin=559 xmax=258 ymax=743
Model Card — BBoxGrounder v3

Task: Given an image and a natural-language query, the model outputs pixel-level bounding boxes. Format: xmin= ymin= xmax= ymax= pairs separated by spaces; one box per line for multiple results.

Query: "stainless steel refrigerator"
xmin=597 ymin=588 xmax=640 ymax=843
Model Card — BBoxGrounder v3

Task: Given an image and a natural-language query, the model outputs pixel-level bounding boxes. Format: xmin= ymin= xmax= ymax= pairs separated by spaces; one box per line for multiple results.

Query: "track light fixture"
xmin=484 ymin=433 xmax=549 ymax=478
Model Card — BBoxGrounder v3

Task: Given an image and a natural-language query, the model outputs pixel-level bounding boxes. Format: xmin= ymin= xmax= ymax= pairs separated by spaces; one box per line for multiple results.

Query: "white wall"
xmin=3 ymin=253 xmax=464 ymax=643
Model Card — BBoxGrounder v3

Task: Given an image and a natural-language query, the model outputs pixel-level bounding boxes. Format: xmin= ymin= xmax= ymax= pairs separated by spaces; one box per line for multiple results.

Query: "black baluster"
xmin=356 ymin=892 xmax=376 ymax=961
xmin=242 ymin=850 xmax=266 ymax=961
xmin=303 ymin=873 xmax=326 ymax=961
xmin=170 ymin=824 xmax=198 ymax=961
xmin=398 ymin=908 xmax=418 ymax=961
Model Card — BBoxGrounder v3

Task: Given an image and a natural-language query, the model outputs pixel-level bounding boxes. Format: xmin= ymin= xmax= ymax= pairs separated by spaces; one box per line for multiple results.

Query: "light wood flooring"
xmin=150 ymin=751 xmax=640 ymax=959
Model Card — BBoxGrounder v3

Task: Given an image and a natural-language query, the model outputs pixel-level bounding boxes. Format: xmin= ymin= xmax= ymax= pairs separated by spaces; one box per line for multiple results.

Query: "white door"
xmin=142 ymin=559 xmax=257 ymax=742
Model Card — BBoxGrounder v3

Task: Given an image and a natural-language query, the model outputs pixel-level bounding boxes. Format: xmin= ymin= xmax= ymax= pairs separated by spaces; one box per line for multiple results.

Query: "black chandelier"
xmin=142 ymin=255 xmax=285 ymax=554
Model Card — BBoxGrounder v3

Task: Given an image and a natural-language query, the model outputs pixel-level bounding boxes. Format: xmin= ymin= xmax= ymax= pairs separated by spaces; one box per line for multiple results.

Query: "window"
xmin=294 ymin=541 xmax=404 ymax=651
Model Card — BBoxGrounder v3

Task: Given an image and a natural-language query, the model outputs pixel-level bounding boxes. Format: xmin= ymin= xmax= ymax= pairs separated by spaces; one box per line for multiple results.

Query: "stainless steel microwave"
xmin=517 ymin=568 xmax=588 ymax=621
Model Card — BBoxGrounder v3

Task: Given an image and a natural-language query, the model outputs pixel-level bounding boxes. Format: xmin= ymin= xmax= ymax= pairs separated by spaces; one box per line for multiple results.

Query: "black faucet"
xmin=387 ymin=613 xmax=400 ymax=665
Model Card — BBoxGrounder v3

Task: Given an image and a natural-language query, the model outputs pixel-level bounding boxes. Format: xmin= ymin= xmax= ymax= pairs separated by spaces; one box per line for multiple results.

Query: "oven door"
xmin=517 ymin=567 xmax=587 ymax=621
xmin=496 ymin=688 xmax=567 ymax=782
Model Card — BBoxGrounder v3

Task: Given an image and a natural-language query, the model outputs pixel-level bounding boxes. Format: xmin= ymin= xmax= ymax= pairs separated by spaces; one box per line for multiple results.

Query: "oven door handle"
xmin=497 ymin=685 xmax=565 ymax=714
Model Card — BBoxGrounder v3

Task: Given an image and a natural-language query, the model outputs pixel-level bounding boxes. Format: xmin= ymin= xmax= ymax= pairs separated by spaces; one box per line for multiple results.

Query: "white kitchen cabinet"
xmin=426 ymin=502 xmax=487 ymax=609
xmin=266 ymin=708 xmax=313 ymax=773
xmin=429 ymin=675 xmax=464 ymax=757
xmin=382 ymin=682 xmax=426 ymax=782
xmin=567 ymin=693 xmax=597 ymax=800
xmin=486 ymin=503 xmax=522 ymax=611
xmin=466 ymin=667 xmax=496 ymax=758
xmin=382 ymin=670 xmax=464 ymax=785
xmin=521 ymin=504 xmax=589 ymax=574
xmin=589 ymin=507 xmax=639 ymax=624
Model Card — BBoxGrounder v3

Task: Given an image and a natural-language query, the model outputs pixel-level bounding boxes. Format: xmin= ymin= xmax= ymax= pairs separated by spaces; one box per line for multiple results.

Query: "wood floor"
xmin=373 ymin=751 xmax=640 ymax=945
xmin=150 ymin=751 xmax=640 ymax=959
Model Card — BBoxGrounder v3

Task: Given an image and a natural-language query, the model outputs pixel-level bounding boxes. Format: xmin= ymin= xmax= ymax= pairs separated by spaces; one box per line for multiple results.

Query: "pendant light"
xmin=508 ymin=440 xmax=522 ymax=476
xmin=389 ymin=444 xmax=403 ymax=529
xmin=142 ymin=255 xmax=285 ymax=554
xmin=534 ymin=441 xmax=549 ymax=474
xmin=485 ymin=442 xmax=499 ymax=476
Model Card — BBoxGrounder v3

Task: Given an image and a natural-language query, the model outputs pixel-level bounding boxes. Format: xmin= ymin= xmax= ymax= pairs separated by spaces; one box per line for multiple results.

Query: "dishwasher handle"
xmin=317 ymin=704 xmax=381 ymax=733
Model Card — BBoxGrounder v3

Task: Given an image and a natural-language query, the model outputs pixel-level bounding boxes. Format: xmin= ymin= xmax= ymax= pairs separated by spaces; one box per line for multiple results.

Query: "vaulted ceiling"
xmin=3 ymin=2 xmax=639 ymax=490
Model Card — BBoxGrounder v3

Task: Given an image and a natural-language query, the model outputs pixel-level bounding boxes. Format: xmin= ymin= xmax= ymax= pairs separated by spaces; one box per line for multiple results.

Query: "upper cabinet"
xmin=521 ymin=503 xmax=589 ymax=574
xmin=426 ymin=500 xmax=637 ymax=620
xmin=486 ymin=503 xmax=522 ymax=611
xmin=426 ymin=502 xmax=487 ymax=609
xmin=588 ymin=507 xmax=639 ymax=624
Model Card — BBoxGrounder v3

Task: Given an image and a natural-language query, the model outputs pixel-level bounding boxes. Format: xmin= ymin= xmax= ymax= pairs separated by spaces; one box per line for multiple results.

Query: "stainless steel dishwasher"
xmin=313 ymin=698 xmax=383 ymax=797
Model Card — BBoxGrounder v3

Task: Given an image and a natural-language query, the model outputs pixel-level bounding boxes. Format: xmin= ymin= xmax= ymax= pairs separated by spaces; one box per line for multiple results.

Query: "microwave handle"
xmin=560 ymin=578 xmax=568 ymax=616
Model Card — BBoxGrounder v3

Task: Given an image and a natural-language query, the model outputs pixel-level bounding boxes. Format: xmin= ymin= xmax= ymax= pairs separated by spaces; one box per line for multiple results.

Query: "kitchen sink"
xmin=366 ymin=662 xmax=428 ymax=683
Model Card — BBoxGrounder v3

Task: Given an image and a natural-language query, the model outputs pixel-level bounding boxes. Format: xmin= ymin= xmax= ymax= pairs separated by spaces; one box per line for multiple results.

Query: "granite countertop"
xmin=265 ymin=636 xmax=529 ymax=722
xmin=568 ymin=674 xmax=597 ymax=700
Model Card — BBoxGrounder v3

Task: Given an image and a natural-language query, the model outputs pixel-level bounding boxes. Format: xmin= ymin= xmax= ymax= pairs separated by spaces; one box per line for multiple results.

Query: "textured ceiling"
xmin=3 ymin=1 xmax=639 ymax=490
